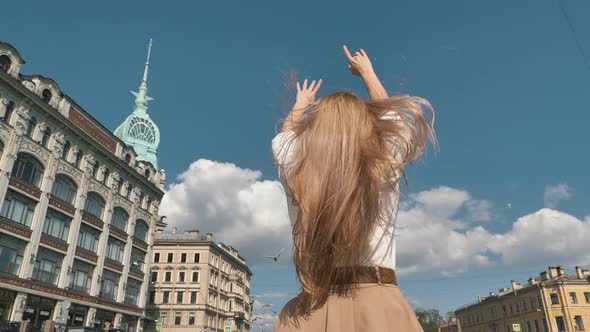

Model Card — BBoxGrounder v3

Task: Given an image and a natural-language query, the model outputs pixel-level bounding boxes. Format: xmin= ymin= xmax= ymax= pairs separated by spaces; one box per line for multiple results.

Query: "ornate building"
xmin=146 ymin=228 xmax=252 ymax=332
xmin=455 ymin=266 xmax=590 ymax=332
xmin=0 ymin=40 xmax=166 ymax=332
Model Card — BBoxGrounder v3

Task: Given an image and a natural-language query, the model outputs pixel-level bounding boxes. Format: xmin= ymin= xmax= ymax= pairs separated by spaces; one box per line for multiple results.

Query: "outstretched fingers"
xmin=312 ymin=79 xmax=323 ymax=94
xmin=343 ymin=45 xmax=354 ymax=61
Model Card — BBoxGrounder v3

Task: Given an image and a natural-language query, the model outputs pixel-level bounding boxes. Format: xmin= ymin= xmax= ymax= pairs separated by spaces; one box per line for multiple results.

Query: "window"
xmin=585 ymin=292 xmax=590 ymax=303
xmin=0 ymin=233 xmax=26 ymax=275
xmin=1 ymin=101 xmax=14 ymax=123
xmin=124 ymin=278 xmax=141 ymax=305
xmin=26 ymin=116 xmax=36 ymax=137
xmin=550 ymin=293 xmax=559 ymax=305
xmin=510 ymin=304 xmax=513 ymax=314
xmin=570 ymin=292 xmax=578 ymax=304
xmin=190 ymin=291 xmax=197 ymax=304
xmin=92 ymin=162 xmax=99 ymax=179
xmin=188 ymin=312 xmax=195 ymax=325
xmin=84 ymin=192 xmax=105 ymax=219
xmin=167 ymin=253 xmax=173 ymax=263
xmin=523 ymin=300 xmax=527 ymax=311
xmin=41 ymin=89 xmax=52 ymax=104
xmin=151 ymin=271 xmax=158 ymax=282
xmin=192 ymin=271 xmax=199 ymax=282
xmin=538 ymin=295 xmax=543 ymax=307
xmin=69 ymin=259 xmax=94 ymax=293
xmin=574 ymin=316 xmax=585 ymax=331
xmin=130 ymin=248 xmax=145 ymax=272
xmin=165 ymin=272 xmax=171 ymax=282
xmin=1 ymin=190 xmax=36 ymax=226
xmin=179 ymin=272 xmax=185 ymax=282
xmin=555 ymin=317 xmax=566 ymax=332
xmin=62 ymin=140 xmax=71 ymax=160
xmin=160 ymin=312 xmax=167 ymax=325
xmin=74 ymin=149 xmax=83 ymax=168
xmin=51 ymin=174 xmax=77 ymax=205
xmin=106 ymin=237 xmax=125 ymax=261
xmin=77 ymin=224 xmax=100 ymax=252
xmin=32 ymin=248 xmax=63 ymax=285
xmin=177 ymin=292 xmax=183 ymax=304
xmin=125 ymin=154 xmax=131 ymax=164
xmin=134 ymin=219 xmax=148 ymax=242
xmin=41 ymin=126 xmax=51 ymax=147
xmin=542 ymin=319 xmax=549 ymax=332
xmin=125 ymin=183 xmax=132 ymax=199
xmin=0 ymin=55 xmax=12 ymax=73
xmin=174 ymin=312 xmax=181 ymax=325
xmin=145 ymin=169 xmax=150 ymax=178
xmin=154 ymin=252 xmax=160 ymax=263
xmin=111 ymin=207 xmax=128 ymax=231
xmin=103 ymin=168 xmax=110 ymax=185
xmin=99 ymin=270 xmax=120 ymax=300
xmin=43 ymin=209 xmax=70 ymax=241
xmin=163 ymin=291 xmax=170 ymax=303
xmin=534 ymin=320 xmax=540 ymax=332
xmin=11 ymin=153 xmax=44 ymax=187
xmin=181 ymin=253 xmax=187 ymax=263
xmin=526 ymin=321 xmax=532 ymax=332
xmin=194 ymin=253 xmax=200 ymax=263
xmin=149 ymin=291 xmax=155 ymax=304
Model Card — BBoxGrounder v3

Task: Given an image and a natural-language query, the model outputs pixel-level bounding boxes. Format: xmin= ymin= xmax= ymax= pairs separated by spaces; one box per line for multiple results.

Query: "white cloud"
xmin=160 ymin=159 xmax=293 ymax=266
xmin=544 ymin=184 xmax=574 ymax=208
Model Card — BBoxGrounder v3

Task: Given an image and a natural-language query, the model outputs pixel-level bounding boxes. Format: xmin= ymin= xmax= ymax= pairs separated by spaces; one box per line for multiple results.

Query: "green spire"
xmin=115 ymin=38 xmax=161 ymax=169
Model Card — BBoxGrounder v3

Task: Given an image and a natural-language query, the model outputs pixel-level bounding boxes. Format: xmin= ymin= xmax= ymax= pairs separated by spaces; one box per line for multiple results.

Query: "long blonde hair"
xmin=276 ymin=92 xmax=436 ymax=318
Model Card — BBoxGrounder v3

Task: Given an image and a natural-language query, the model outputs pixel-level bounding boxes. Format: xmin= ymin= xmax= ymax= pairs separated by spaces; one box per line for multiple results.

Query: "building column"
xmin=8 ymin=292 xmax=28 ymax=322
xmin=52 ymin=300 xmax=71 ymax=325
xmin=85 ymin=307 xmax=97 ymax=327
xmin=138 ymin=218 xmax=156 ymax=309
xmin=114 ymin=313 xmax=123 ymax=329
xmin=117 ymin=202 xmax=139 ymax=302
xmin=0 ymin=105 xmax=28 ymax=209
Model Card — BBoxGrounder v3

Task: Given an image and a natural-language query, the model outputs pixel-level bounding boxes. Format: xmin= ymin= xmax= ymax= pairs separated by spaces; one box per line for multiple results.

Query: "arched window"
xmin=0 ymin=141 xmax=4 ymax=159
xmin=111 ymin=207 xmax=129 ymax=231
xmin=117 ymin=178 xmax=124 ymax=194
xmin=74 ymin=149 xmax=83 ymax=168
xmin=138 ymin=191 xmax=144 ymax=205
xmin=124 ymin=154 xmax=131 ymax=164
xmin=41 ymin=89 xmax=52 ymax=104
xmin=84 ymin=192 xmax=105 ymax=219
xmin=41 ymin=126 xmax=51 ymax=147
xmin=26 ymin=116 xmax=37 ymax=137
xmin=134 ymin=219 xmax=148 ymax=242
xmin=103 ymin=168 xmax=110 ymax=185
xmin=1 ymin=101 xmax=14 ymax=123
xmin=92 ymin=161 xmax=99 ymax=179
xmin=125 ymin=183 xmax=132 ymax=199
xmin=145 ymin=196 xmax=152 ymax=210
xmin=0 ymin=55 xmax=11 ymax=73
xmin=51 ymin=174 xmax=78 ymax=205
xmin=144 ymin=169 xmax=150 ymax=178
xmin=62 ymin=141 xmax=71 ymax=160
xmin=11 ymin=153 xmax=44 ymax=188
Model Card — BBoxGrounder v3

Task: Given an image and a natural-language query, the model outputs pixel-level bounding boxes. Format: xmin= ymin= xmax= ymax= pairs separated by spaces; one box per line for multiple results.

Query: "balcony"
xmin=48 ymin=194 xmax=75 ymax=216
xmin=0 ymin=216 xmax=32 ymax=239
xmin=81 ymin=211 xmax=104 ymax=229
xmin=8 ymin=177 xmax=41 ymax=199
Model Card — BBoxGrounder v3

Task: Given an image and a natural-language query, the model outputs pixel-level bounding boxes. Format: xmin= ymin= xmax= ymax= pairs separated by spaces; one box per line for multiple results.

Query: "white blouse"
xmin=271 ymin=118 xmax=403 ymax=270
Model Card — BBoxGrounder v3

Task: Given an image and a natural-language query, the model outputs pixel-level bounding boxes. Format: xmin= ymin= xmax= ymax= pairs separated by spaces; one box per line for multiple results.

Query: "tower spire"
xmin=131 ymin=38 xmax=154 ymax=114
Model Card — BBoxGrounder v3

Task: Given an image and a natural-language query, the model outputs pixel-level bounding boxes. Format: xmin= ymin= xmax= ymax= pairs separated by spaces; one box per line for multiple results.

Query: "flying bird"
xmin=265 ymin=248 xmax=285 ymax=261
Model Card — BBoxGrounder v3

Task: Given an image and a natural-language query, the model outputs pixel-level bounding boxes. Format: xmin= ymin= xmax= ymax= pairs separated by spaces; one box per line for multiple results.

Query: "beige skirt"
xmin=274 ymin=283 xmax=424 ymax=332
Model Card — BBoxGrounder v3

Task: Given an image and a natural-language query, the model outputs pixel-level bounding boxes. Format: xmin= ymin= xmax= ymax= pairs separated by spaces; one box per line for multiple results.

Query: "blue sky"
xmin=3 ymin=0 xmax=590 ymax=327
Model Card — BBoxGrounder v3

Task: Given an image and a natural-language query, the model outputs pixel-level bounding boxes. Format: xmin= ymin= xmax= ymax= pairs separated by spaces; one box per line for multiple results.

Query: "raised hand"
xmin=343 ymin=45 xmax=374 ymax=77
xmin=294 ymin=79 xmax=323 ymax=110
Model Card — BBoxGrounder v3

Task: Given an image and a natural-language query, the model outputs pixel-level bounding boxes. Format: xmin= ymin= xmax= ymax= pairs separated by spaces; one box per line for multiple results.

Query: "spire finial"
xmin=131 ymin=38 xmax=154 ymax=113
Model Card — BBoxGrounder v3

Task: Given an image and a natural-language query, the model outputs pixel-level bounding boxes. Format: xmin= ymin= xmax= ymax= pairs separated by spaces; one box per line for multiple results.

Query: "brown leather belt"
xmin=334 ymin=266 xmax=398 ymax=285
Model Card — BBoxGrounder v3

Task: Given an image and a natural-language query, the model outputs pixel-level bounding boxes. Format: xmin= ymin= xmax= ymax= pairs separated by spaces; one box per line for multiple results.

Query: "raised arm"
xmin=343 ymin=45 xmax=388 ymax=100
xmin=281 ymin=78 xmax=322 ymax=133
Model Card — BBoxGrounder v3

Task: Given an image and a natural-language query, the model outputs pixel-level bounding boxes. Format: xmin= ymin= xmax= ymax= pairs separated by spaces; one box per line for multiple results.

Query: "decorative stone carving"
xmin=14 ymin=107 xmax=29 ymax=135
xmin=109 ymin=171 xmax=121 ymax=192
xmin=19 ymin=138 xmax=50 ymax=164
xmin=132 ymin=187 xmax=142 ymax=205
xmin=83 ymin=153 xmax=95 ymax=175
xmin=51 ymin=131 xmax=65 ymax=157
xmin=87 ymin=178 xmax=109 ymax=198
xmin=56 ymin=160 xmax=83 ymax=182
xmin=22 ymin=80 xmax=36 ymax=92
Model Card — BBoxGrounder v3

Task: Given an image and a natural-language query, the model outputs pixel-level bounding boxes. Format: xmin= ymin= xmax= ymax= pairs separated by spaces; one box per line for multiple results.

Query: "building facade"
xmin=146 ymin=229 xmax=252 ymax=332
xmin=0 ymin=40 xmax=166 ymax=332
xmin=455 ymin=266 xmax=590 ymax=332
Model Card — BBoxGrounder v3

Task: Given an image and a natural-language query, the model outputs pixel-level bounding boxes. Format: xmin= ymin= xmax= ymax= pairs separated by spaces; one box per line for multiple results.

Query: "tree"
xmin=415 ymin=308 xmax=444 ymax=330
xmin=446 ymin=311 xmax=456 ymax=322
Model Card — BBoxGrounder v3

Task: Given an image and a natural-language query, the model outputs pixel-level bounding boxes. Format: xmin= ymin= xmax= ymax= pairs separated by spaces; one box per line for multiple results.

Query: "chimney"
xmin=172 ymin=227 xmax=177 ymax=235
xmin=574 ymin=266 xmax=589 ymax=279
xmin=557 ymin=266 xmax=565 ymax=276
xmin=528 ymin=278 xmax=539 ymax=286
xmin=511 ymin=280 xmax=523 ymax=292
xmin=498 ymin=287 xmax=510 ymax=293
xmin=540 ymin=271 xmax=549 ymax=281
xmin=206 ymin=233 xmax=213 ymax=241
xmin=477 ymin=296 xmax=484 ymax=303
xmin=548 ymin=266 xmax=558 ymax=278
xmin=186 ymin=230 xmax=200 ymax=239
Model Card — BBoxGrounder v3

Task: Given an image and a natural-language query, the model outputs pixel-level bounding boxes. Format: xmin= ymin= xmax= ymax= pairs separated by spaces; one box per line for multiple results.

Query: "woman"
xmin=272 ymin=46 xmax=436 ymax=331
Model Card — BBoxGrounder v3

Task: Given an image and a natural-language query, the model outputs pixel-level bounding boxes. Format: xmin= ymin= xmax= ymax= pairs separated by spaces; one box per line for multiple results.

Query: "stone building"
xmin=146 ymin=228 xmax=252 ymax=332
xmin=0 ymin=39 xmax=166 ymax=332
xmin=455 ymin=266 xmax=590 ymax=332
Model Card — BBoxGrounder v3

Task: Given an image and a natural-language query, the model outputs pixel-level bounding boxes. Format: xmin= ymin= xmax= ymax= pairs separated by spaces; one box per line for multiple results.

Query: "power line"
xmin=558 ymin=0 xmax=590 ymax=74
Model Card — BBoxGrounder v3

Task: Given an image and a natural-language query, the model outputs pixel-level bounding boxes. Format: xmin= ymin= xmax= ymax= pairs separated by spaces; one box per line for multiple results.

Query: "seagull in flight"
xmin=265 ymin=248 xmax=285 ymax=261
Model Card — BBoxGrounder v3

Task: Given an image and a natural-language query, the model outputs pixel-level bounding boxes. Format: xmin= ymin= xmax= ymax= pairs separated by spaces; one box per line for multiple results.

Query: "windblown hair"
xmin=276 ymin=92 xmax=436 ymax=320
